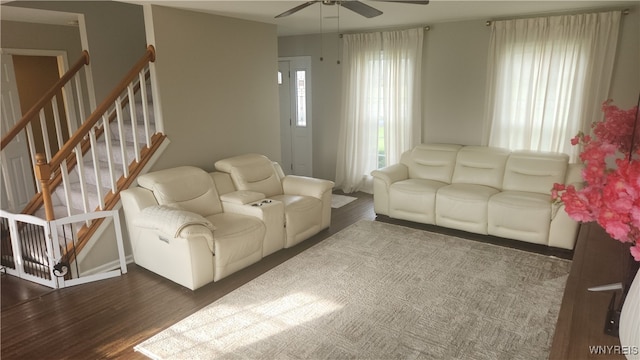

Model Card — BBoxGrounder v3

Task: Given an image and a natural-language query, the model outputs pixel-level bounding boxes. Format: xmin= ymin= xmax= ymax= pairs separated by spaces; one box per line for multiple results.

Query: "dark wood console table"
xmin=550 ymin=222 xmax=632 ymax=359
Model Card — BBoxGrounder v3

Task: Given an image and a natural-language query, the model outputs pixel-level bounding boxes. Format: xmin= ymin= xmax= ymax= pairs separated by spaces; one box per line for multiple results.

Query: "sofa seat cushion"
xmin=207 ymin=212 xmax=264 ymax=264
xmin=436 ymin=184 xmax=499 ymax=234
xmin=389 ymin=179 xmax=448 ymax=224
xmin=488 ymin=191 xmax=552 ymax=245
xmin=272 ymin=194 xmax=322 ymax=247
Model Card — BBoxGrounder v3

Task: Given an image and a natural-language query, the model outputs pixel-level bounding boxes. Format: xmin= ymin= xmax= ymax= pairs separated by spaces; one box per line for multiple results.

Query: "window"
xmin=295 ymin=70 xmax=306 ymax=127
xmin=485 ymin=12 xmax=621 ymax=161
xmin=335 ymin=28 xmax=423 ymax=193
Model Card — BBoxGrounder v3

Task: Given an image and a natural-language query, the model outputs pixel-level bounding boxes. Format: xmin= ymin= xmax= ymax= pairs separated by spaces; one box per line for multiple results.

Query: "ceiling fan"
xmin=275 ymin=0 xmax=430 ymax=19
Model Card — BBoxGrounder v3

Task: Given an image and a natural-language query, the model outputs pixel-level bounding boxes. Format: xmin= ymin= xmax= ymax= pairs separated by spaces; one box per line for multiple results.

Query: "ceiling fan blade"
xmin=372 ymin=0 xmax=429 ymax=4
xmin=340 ymin=1 xmax=383 ymax=18
xmin=275 ymin=1 xmax=318 ymax=18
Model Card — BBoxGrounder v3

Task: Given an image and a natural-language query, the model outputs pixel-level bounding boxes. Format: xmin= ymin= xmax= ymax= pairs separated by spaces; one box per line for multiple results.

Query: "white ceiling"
xmin=1 ymin=1 xmax=636 ymax=35
xmin=1 ymin=5 xmax=80 ymax=26
xmin=121 ymin=0 xmax=638 ymax=36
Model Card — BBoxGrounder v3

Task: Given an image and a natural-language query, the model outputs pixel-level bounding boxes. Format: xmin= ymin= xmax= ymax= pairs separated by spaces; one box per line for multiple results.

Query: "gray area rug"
xmin=135 ymin=220 xmax=571 ymax=359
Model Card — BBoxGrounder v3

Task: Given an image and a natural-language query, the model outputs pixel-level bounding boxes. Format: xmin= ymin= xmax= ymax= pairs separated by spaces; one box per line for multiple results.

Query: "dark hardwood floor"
xmin=1 ymin=192 xmax=577 ymax=359
xmin=1 ymin=192 xmax=376 ymax=359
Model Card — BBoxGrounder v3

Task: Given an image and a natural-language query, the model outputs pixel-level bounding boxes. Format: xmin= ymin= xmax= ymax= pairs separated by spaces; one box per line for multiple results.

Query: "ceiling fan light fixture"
xmin=275 ymin=0 xmax=429 ymax=19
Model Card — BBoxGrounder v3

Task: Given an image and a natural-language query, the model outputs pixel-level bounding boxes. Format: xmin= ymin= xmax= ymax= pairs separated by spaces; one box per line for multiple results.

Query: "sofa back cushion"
xmin=215 ymin=154 xmax=283 ymax=198
xmin=137 ymin=166 xmax=223 ymax=217
xmin=451 ymin=146 xmax=510 ymax=189
xmin=503 ymin=151 xmax=569 ymax=194
xmin=402 ymin=144 xmax=462 ymax=183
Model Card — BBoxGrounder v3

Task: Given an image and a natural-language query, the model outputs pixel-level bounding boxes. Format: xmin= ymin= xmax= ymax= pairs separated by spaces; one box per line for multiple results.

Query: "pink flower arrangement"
xmin=552 ymin=100 xmax=640 ymax=261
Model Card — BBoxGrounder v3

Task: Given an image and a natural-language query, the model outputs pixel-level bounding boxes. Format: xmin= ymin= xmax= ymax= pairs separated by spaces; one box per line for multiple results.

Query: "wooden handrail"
xmin=48 ymin=45 xmax=156 ymax=172
xmin=6 ymin=45 xmax=163 ymax=273
xmin=0 ymin=50 xmax=90 ymax=150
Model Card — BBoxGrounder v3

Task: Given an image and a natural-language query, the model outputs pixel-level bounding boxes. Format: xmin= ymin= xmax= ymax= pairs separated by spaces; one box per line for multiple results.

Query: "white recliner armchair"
xmin=214 ymin=154 xmax=334 ymax=248
xmin=121 ymin=166 xmax=266 ymax=290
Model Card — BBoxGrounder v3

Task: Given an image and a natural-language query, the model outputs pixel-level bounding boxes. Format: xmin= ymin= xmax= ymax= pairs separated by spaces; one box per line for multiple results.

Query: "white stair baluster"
xmin=115 ymin=97 xmax=129 ymax=178
xmin=88 ymin=128 xmax=105 ymax=210
xmin=139 ymin=71 xmax=151 ymax=147
xmin=25 ymin=122 xmax=41 ymax=192
xmin=74 ymin=73 xmax=86 ymax=124
xmin=61 ymin=82 xmax=76 ymax=136
xmin=38 ymin=109 xmax=52 ymax=162
xmin=60 ymin=159 xmax=73 ymax=217
xmin=74 ymin=144 xmax=90 ymax=216
xmin=51 ymin=95 xmax=64 ymax=152
xmin=101 ymin=115 xmax=117 ymax=193
xmin=0 ymin=151 xmax=17 ymax=211
xmin=127 ymin=83 xmax=140 ymax=162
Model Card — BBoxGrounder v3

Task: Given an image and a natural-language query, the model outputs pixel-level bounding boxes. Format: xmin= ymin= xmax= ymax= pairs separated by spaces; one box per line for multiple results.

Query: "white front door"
xmin=278 ymin=57 xmax=312 ymax=176
xmin=0 ymin=53 xmax=36 ymax=212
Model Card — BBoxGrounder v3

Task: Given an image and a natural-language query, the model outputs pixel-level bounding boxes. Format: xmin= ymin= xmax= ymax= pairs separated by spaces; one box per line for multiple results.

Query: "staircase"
xmin=0 ymin=45 xmax=168 ymax=288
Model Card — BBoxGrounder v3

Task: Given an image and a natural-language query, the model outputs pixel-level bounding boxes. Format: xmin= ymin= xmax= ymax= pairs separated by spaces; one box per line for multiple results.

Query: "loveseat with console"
xmin=371 ymin=144 xmax=583 ymax=250
xmin=121 ymin=154 xmax=334 ymax=290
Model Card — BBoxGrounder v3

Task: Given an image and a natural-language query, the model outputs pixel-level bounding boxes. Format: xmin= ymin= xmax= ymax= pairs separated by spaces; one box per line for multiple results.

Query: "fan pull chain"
xmin=337 ymin=5 xmax=341 ymax=64
xmin=320 ymin=3 xmax=324 ymax=61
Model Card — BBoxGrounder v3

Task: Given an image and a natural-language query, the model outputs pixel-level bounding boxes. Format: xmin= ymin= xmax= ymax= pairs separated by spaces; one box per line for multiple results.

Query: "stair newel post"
xmin=35 ymin=153 xmax=55 ymax=221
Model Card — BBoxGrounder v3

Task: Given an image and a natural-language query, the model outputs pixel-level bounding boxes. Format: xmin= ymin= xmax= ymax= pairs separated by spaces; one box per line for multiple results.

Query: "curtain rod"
xmin=485 ymin=7 xmax=630 ymax=26
xmin=339 ymin=25 xmax=430 ymax=37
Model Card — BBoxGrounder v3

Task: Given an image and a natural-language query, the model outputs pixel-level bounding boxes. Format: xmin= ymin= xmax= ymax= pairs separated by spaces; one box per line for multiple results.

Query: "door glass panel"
xmin=295 ymin=70 xmax=306 ymax=127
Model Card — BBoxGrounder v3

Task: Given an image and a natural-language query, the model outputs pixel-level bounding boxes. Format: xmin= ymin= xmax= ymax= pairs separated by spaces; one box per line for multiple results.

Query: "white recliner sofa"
xmin=371 ymin=144 xmax=583 ymax=250
xmin=214 ymin=154 xmax=334 ymax=248
xmin=121 ymin=166 xmax=269 ymax=290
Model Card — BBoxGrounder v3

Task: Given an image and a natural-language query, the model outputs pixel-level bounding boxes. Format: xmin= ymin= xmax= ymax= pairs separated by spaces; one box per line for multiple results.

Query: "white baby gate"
xmin=0 ymin=209 xmax=127 ymax=289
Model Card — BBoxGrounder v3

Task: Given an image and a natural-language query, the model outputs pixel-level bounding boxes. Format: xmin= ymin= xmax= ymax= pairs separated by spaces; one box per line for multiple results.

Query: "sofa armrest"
xmin=282 ymin=175 xmax=334 ymax=199
xmin=549 ymin=170 xmax=584 ymax=249
xmin=134 ymin=205 xmax=216 ymax=240
xmin=129 ymin=226 xmax=215 ymax=290
xmin=371 ymin=164 xmax=408 ymax=216
xmin=371 ymin=164 xmax=409 ymax=187
xmin=551 ymin=179 xmax=584 ymax=220
xmin=220 ymin=190 xmax=266 ymax=205
xmin=121 ymin=193 xmax=216 ymax=290
xmin=565 ymin=163 xmax=584 ymax=185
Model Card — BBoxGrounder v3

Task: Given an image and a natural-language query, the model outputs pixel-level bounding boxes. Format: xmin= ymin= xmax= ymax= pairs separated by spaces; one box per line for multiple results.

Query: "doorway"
xmin=278 ymin=56 xmax=312 ymax=177
xmin=13 ymin=54 xmax=71 ymax=155
xmin=0 ymin=49 xmax=78 ymax=212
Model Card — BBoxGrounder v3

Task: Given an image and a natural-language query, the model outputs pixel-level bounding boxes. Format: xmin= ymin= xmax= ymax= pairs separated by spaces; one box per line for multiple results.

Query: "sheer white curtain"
xmin=484 ymin=11 xmax=621 ymax=161
xmin=335 ymin=28 xmax=423 ymax=193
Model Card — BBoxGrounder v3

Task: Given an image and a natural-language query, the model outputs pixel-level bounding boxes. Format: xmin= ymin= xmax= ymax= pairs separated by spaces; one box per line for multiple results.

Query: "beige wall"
xmin=6 ymin=1 xmax=147 ymax=101
xmin=280 ymin=6 xmax=639 ymax=181
xmin=148 ymin=5 xmax=281 ymax=171
xmin=1 ymin=20 xmax=87 ymax=127
xmin=1 ymin=20 xmax=82 ymax=56
xmin=422 ymin=20 xmax=490 ymax=145
xmin=609 ymin=8 xmax=640 ymax=108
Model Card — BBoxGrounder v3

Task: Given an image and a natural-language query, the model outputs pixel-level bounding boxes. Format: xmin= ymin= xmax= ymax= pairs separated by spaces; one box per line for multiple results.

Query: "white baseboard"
xmin=80 ymin=254 xmax=135 ymax=277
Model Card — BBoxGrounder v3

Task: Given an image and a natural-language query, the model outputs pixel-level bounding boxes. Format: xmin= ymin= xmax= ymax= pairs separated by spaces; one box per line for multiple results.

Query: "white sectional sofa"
xmin=371 ymin=144 xmax=583 ymax=250
xmin=121 ymin=159 xmax=334 ymax=290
